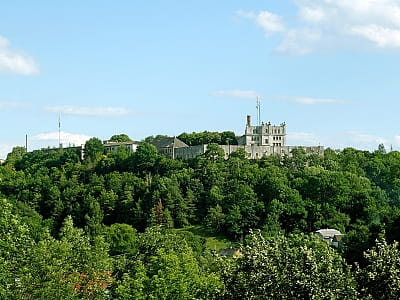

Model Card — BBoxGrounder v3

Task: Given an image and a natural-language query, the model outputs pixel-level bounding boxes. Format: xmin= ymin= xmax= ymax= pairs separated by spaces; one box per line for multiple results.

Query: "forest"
xmin=1 ymin=135 xmax=400 ymax=299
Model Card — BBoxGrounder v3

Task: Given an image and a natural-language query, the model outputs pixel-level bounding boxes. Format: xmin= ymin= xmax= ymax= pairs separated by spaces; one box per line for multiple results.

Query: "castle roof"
xmin=150 ymin=136 xmax=188 ymax=150
xmin=315 ymin=228 xmax=342 ymax=238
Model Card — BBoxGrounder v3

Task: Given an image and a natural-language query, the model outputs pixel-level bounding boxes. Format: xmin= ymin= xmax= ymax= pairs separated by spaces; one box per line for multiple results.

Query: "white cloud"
xmin=236 ymin=10 xmax=285 ymax=35
xmin=394 ymin=136 xmax=400 ymax=146
xmin=350 ymin=24 xmax=400 ymax=48
xmin=0 ymin=100 xmax=30 ymax=109
xmin=287 ymin=131 xmax=322 ymax=146
xmin=255 ymin=11 xmax=286 ymax=34
xmin=33 ymin=131 xmax=92 ymax=147
xmin=330 ymin=131 xmax=396 ymax=151
xmin=0 ymin=143 xmax=15 ymax=160
xmin=276 ymin=28 xmax=322 ymax=55
xmin=348 ymin=131 xmax=387 ymax=145
xmin=288 ymin=131 xmax=400 ymax=151
xmin=0 ymin=36 xmax=39 ymax=75
xmin=238 ymin=0 xmax=400 ymax=54
xmin=292 ymin=97 xmax=344 ymax=104
xmin=45 ymin=105 xmax=134 ymax=117
xmin=213 ymin=89 xmax=260 ymax=99
xmin=298 ymin=6 xmax=326 ymax=23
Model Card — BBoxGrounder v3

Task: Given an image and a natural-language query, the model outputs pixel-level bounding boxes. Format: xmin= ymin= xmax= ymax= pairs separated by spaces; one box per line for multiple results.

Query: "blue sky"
xmin=1 ymin=0 xmax=400 ymax=158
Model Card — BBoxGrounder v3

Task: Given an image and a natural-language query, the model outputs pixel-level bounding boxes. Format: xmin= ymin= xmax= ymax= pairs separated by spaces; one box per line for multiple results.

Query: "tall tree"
xmin=84 ymin=137 xmax=104 ymax=162
xmin=133 ymin=142 xmax=159 ymax=176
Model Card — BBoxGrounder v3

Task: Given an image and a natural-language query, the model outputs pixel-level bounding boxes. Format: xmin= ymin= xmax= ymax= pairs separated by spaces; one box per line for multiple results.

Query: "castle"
xmin=151 ymin=115 xmax=323 ymax=160
xmin=35 ymin=115 xmax=323 ymax=160
xmin=238 ymin=115 xmax=286 ymax=147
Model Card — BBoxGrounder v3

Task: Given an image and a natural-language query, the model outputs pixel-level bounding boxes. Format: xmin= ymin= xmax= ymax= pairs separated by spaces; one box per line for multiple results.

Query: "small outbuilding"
xmin=314 ymin=228 xmax=344 ymax=248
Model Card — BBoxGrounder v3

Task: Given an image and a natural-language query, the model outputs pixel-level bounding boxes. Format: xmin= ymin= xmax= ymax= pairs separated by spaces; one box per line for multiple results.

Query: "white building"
xmin=103 ymin=141 xmax=140 ymax=153
xmin=237 ymin=115 xmax=286 ymax=147
xmin=314 ymin=229 xmax=344 ymax=248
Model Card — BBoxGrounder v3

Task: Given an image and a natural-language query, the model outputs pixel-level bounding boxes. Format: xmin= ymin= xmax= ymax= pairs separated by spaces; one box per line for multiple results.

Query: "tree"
xmin=144 ymin=134 xmax=169 ymax=144
xmin=222 ymin=231 xmax=358 ymax=299
xmin=18 ymin=216 xmax=113 ymax=299
xmin=204 ymin=143 xmax=225 ymax=162
xmin=117 ymin=228 xmax=222 ymax=299
xmin=223 ymin=183 xmax=261 ymax=239
xmin=377 ymin=143 xmax=387 ymax=154
xmin=356 ymin=236 xmax=400 ymax=299
xmin=286 ymin=147 xmax=308 ymax=171
xmin=221 ymin=131 xmax=238 ymax=145
xmin=0 ymin=198 xmax=34 ymax=299
xmin=206 ymin=204 xmax=225 ymax=232
xmin=84 ymin=137 xmax=104 ymax=162
xmin=104 ymin=223 xmax=137 ymax=256
xmin=5 ymin=146 xmax=26 ymax=165
xmin=133 ymin=142 xmax=159 ymax=175
xmin=109 ymin=134 xmax=132 ymax=143
xmin=229 ymin=148 xmax=247 ymax=160
xmin=179 ymin=131 xmax=221 ymax=146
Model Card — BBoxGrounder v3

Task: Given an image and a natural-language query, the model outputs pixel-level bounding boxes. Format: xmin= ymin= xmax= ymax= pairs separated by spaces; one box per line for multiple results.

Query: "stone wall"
xmin=174 ymin=144 xmax=207 ymax=160
xmin=173 ymin=144 xmax=324 ymax=160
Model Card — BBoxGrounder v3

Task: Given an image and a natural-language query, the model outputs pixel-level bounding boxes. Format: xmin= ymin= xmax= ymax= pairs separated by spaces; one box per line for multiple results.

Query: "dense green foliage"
xmin=223 ymin=231 xmax=358 ymax=299
xmin=108 ymin=134 xmax=132 ymax=143
xmin=178 ymin=130 xmax=238 ymax=146
xmin=2 ymin=140 xmax=400 ymax=298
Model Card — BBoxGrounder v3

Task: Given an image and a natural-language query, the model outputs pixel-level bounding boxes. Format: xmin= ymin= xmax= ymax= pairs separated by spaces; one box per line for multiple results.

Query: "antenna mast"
xmin=58 ymin=113 xmax=61 ymax=148
xmin=256 ymin=96 xmax=261 ymax=126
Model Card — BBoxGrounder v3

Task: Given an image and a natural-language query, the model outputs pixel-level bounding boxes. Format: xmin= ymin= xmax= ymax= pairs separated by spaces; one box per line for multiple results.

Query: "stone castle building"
xmin=45 ymin=115 xmax=322 ymax=161
xmin=237 ymin=115 xmax=286 ymax=147
xmin=153 ymin=115 xmax=323 ymax=160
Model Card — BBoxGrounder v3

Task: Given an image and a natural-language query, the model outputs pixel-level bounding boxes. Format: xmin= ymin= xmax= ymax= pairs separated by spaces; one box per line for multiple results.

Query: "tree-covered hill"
xmin=1 ymin=139 xmax=400 ymax=299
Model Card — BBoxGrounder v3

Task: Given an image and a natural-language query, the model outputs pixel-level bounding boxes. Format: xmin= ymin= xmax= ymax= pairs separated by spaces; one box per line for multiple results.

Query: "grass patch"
xmin=173 ymin=225 xmax=235 ymax=251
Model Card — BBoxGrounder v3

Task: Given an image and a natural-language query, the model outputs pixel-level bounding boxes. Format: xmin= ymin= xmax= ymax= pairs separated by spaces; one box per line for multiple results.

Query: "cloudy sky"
xmin=1 ymin=0 xmax=400 ymax=158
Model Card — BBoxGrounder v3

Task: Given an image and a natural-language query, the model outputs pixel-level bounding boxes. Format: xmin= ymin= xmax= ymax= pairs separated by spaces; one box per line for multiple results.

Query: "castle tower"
xmin=240 ymin=115 xmax=286 ymax=147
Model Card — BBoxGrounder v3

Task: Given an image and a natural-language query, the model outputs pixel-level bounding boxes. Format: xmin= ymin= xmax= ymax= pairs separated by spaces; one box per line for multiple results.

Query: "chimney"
xmin=246 ymin=115 xmax=251 ymax=127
